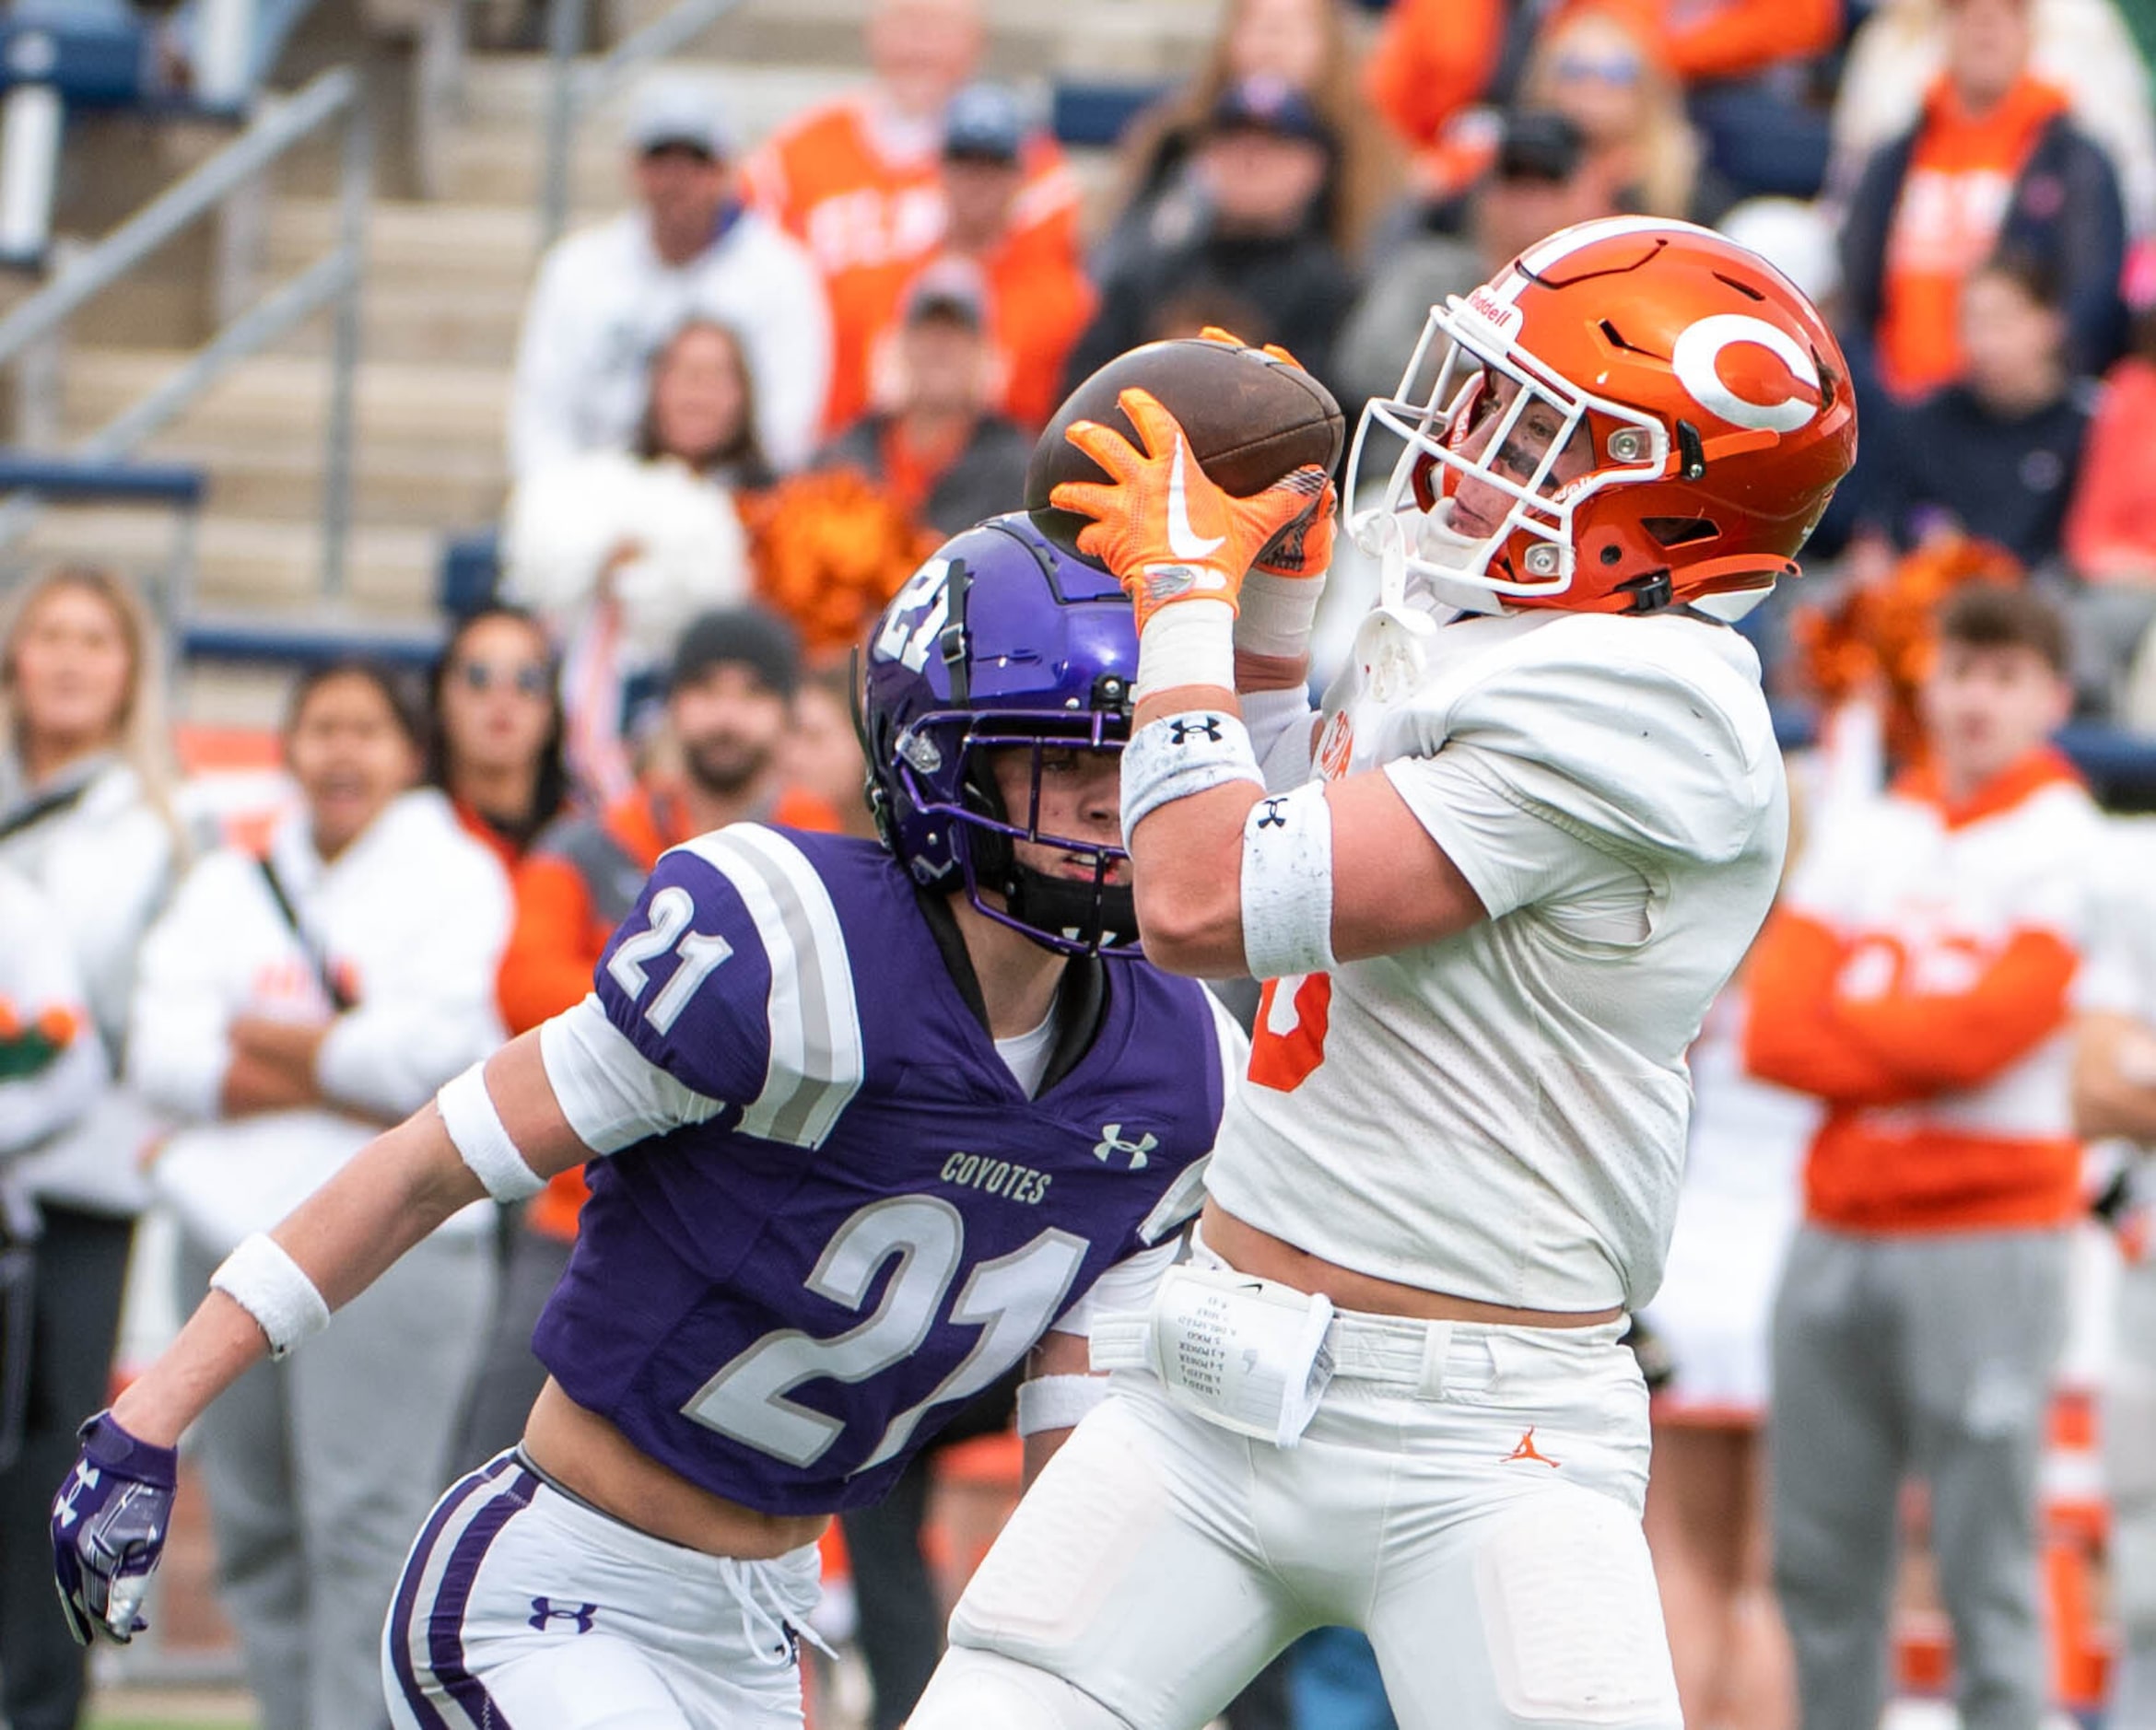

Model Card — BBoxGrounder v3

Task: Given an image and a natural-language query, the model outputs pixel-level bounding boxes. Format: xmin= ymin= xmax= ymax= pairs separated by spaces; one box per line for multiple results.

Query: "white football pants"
xmin=911 ymin=1308 xmax=1681 ymax=1730
xmin=383 ymin=1452 xmax=822 ymax=1729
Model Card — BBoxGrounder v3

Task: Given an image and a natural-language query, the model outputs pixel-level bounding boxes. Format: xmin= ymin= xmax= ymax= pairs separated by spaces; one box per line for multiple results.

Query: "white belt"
xmin=1088 ymin=1260 xmax=1340 ymax=1447
xmin=1092 ymin=1292 xmax=1458 ymax=1397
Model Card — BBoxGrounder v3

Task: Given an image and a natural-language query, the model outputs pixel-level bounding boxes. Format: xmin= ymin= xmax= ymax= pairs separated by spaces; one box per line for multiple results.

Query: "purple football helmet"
xmin=860 ymin=513 xmax=1138 ymax=956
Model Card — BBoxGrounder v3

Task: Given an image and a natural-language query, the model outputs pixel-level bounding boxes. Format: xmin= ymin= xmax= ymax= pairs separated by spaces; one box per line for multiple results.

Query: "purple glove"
xmin=51 ymin=1410 xmax=179 ymax=1645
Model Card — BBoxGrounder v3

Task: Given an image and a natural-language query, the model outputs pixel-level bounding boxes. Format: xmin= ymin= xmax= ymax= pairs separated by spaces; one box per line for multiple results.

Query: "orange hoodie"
xmin=1745 ymin=746 xmax=2100 ymax=1234
xmin=1877 ymin=73 xmax=2071 ymax=399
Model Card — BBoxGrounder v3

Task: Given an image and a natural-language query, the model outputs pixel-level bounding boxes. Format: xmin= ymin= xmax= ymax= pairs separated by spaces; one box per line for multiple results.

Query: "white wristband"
xmin=1120 ymin=710 xmax=1263 ymax=845
xmin=211 ymin=1233 xmax=330 ymax=1361
xmin=1236 ymin=569 xmax=1326 ymax=660
xmin=1134 ymin=600 xmax=1235 ymax=701
xmin=1015 ymin=1373 xmax=1110 ymax=1437
xmin=1241 ymin=781 xmax=1339 ymax=980
xmin=438 ymin=1062 xmax=545 ymax=1203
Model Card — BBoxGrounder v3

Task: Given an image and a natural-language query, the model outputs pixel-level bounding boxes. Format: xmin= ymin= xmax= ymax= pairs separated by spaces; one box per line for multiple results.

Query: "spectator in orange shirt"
xmin=1838 ymin=0 xmax=2127 ymax=402
xmin=815 ymin=263 xmax=1031 ymax=537
xmin=907 ymin=83 xmax=1095 ymax=433
xmin=1745 ymin=582 xmax=2122 ymax=1730
xmin=426 ymin=606 xmax=571 ymax=875
xmin=743 ymin=0 xmax=1080 ymax=435
xmin=453 ymin=605 xmax=838 ymax=1468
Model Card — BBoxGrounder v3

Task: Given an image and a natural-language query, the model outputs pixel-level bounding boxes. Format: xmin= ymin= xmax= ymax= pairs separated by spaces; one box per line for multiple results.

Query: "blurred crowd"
xmin=7 ymin=0 xmax=2156 ymax=1726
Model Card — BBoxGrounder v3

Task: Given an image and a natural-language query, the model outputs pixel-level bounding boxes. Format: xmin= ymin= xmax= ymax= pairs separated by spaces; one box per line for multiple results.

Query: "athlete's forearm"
xmin=111 ymin=1034 xmax=589 ymax=1448
xmin=1022 ymin=1428 xmax=1074 ymax=1485
xmin=111 ymin=1106 xmax=483 ymax=1446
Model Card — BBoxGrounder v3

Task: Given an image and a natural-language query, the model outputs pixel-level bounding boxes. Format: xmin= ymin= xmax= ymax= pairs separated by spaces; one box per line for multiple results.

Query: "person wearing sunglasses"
xmin=1520 ymin=6 xmax=1720 ymax=222
xmin=428 ymin=606 xmax=572 ymax=874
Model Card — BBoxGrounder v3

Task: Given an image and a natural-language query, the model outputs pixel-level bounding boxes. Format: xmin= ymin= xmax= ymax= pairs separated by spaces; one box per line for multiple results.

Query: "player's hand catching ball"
xmin=1253 ymin=475 xmax=1336 ymax=582
xmin=1051 ymin=387 xmax=1329 ymax=630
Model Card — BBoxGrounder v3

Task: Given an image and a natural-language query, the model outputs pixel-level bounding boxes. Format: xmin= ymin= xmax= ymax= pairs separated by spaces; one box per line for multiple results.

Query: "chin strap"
xmin=1347 ymin=514 xmax=1441 ymax=702
xmin=1002 ymin=863 xmax=1137 ymax=953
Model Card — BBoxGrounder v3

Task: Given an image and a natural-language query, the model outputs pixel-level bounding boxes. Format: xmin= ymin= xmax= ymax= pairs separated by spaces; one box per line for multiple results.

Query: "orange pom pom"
xmin=746 ymin=469 xmax=941 ymax=661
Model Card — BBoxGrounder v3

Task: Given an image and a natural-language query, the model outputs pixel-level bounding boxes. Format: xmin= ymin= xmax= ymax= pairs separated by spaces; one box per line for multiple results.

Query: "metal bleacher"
xmin=0 ymin=24 xmax=404 ymax=665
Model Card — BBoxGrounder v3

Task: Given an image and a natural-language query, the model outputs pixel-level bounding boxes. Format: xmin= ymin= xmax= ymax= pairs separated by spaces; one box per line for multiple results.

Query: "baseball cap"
xmin=1207 ymin=75 xmax=1332 ymax=149
xmin=1493 ymin=109 xmax=1585 ymax=184
xmin=626 ymin=75 xmax=731 ymax=160
xmin=669 ymin=607 xmax=801 ymax=699
xmin=943 ymin=82 xmax=1025 ymax=164
xmin=902 ymin=255 xmax=990 ymax=330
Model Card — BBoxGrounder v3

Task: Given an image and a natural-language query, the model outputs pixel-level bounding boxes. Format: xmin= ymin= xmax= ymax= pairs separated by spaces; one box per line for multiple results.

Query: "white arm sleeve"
xmin=1050 ymin=1240 xmax=1179 ymax=1336
xmin=539 ymin=994 xmax=725 ymax=1153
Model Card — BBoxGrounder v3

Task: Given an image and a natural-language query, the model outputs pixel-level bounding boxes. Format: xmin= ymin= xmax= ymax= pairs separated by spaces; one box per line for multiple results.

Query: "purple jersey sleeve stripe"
xmin=386 ymin=1455 xmax=517 ymax=1730
xmin=425 ymin=1467 xmax=542 ymax=1730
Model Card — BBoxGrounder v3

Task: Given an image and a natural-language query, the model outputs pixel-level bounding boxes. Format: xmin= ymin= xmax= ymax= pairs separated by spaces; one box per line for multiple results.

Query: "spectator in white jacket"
xmin=0 ymin=866 xmax=103 ymax=1222
xmin=508 ymin=73 xmax=831 ymax=480
xmin=1 ymin=866 xmax=106 ymax=1479
xmin=0 ymin=566 xmax=184 ymax=1730
xmin=504 ymin=317 xmax=764 ymax=803
xmin=129 ymin=661 xmax=511 ymax=1730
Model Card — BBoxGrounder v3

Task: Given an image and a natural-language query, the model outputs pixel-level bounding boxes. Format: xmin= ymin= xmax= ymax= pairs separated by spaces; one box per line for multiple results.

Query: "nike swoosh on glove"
xmin=1049 ymin=386 xmax=1330 ymax=632
xmin=52 ymin=1410 xmax=179 ymax=1645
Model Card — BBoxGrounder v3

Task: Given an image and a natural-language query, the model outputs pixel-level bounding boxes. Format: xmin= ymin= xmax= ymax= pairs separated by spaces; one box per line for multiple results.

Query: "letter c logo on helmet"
xmin=1670 ymin=313 xmax=1822 ymax=434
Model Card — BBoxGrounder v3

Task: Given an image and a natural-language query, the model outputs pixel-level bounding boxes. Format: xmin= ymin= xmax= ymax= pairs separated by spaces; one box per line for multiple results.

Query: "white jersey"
xmin=1207 ymin=606 xmax=1787 ymax=1313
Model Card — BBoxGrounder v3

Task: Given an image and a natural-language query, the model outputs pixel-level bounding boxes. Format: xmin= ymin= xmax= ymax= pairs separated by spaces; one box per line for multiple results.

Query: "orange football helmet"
xmin=1345 ymin=216 xmax=1858 ymax=618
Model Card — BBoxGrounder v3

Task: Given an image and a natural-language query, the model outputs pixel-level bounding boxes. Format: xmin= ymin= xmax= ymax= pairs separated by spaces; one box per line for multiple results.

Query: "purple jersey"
xmin=533 ymin=824 xmax=1226 ymax=1514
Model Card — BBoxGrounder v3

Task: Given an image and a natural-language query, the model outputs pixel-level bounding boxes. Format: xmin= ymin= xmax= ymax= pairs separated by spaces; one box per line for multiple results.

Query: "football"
xmin=1025 ymin=337 xmax=1347 ymax=566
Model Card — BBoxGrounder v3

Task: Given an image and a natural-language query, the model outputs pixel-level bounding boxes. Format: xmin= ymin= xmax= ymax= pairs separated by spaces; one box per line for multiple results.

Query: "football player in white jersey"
xmin=908 ymin=216 xmax=1858 ymax=1730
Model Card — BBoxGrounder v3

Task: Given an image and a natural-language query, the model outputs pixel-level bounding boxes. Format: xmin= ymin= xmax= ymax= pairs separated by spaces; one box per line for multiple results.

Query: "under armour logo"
xmin=530 ymin=1597 xmax=599 ymax=1634
xmin=1255 ymin=799 xmax=1288 ymax=830
xmin=1093 ymin=1124 xmax=1158 ymax=1170
xmin=1169 ymin=719 xmax=1223 ymax=745
xmin=53 ymin=1464 xmax=98 ymax=1529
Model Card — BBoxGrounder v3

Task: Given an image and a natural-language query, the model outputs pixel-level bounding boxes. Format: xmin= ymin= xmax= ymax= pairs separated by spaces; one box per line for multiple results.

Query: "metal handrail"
xmin=537 ymin=0 xmax=752 ymax=250
xmin=0 ymin=63 xmax=369 ymax=598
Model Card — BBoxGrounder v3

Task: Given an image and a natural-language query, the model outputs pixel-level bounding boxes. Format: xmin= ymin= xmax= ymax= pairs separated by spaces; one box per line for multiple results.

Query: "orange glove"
xmin=1051 ymin=388 xmax=1329 ymax=631
xmin=1198 ymin=325 xmax=1306 ymax=370
xmin=1253 ymin=477 xmax=1336 ymax=580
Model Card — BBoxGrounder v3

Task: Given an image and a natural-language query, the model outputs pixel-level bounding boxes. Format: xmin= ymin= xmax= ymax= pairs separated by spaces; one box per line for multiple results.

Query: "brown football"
xmin=1025 ymin=338 xmax=1346 ymax=567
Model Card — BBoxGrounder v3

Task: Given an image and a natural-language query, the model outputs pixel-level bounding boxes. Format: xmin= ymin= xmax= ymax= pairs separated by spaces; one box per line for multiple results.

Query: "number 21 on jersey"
xmin=683 ymin=1198 xmax=1089 ymax=1474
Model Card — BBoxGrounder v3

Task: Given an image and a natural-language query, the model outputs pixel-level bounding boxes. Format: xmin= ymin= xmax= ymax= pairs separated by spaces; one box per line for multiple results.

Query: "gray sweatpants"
xmin=2109 ymin=1249 xmax=2156 ymax=1729
xmin=182 ymin=1229 xmax=494 ymax=1730
xmin=1769 ymin=1224 xmax=2068 ymax=1730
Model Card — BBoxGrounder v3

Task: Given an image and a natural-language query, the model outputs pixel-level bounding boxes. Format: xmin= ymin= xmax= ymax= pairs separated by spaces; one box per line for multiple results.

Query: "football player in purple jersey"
xmin=50 ymin=514 xmax=1246 ymax=1730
